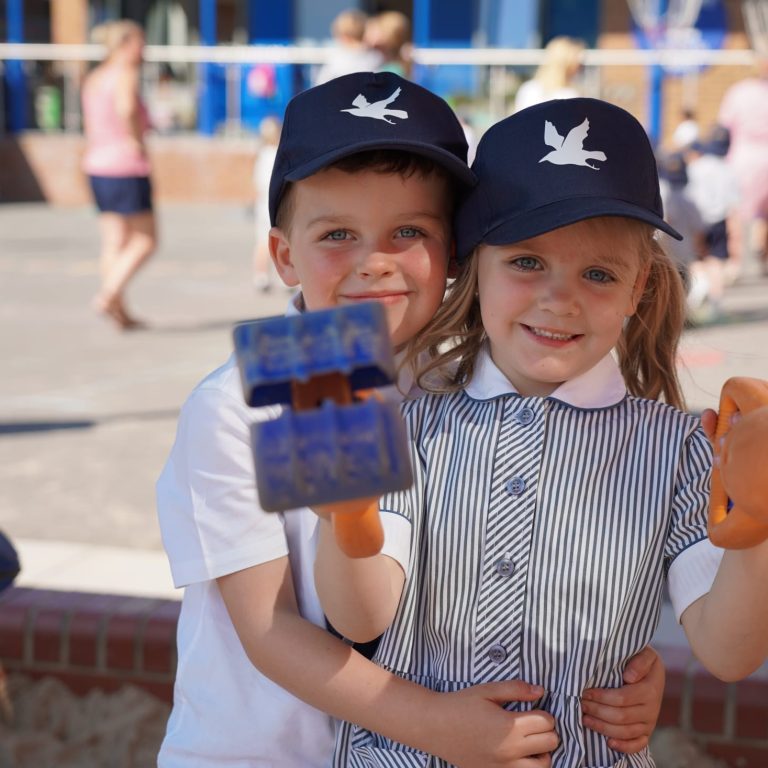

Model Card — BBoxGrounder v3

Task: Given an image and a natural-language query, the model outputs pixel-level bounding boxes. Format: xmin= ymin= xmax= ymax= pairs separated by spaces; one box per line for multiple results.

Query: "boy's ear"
xmin=269 ymin=227 xmax=301 ymax=287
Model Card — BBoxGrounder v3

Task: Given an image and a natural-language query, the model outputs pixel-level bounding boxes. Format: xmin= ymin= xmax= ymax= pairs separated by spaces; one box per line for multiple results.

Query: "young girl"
xmin=315 ymin=98 xmax=768 ymax=767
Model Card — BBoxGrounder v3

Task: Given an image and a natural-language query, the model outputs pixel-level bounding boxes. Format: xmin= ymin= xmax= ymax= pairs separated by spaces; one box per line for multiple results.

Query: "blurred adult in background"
xmin=513 ymin=36 xmax=585 ymax=112
xmin=717 ymin=43 xmax=768 ymax=277
xmin=82 ymin=19 xmax=156 ymax=331
xmin=364 ymin=11 xmax=412 ymax=78
xmin=670 ymin=108 xmax=700 ymax=151
xmin=683 ymin=125 xmax=741 ymax=289
xmin=314 ymin=9 xmax=382 ymax=86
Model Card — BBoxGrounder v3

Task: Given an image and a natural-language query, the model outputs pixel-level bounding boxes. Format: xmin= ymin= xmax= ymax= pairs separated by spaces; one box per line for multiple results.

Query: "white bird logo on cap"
xmin=341 ymin=87 xmax=409 ymax=124
xmin=539 ymin=118 xmax=607 ymax=170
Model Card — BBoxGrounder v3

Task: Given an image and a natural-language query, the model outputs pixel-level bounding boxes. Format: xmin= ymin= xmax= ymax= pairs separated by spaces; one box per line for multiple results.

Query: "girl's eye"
xmin=584 ymin=268 xmax=614 ymax=283
xmin=510 ymin=256 xmax=540 ymax=271
xmin=398 ymin=226 xmax=422 ymax=238
xmin=323 ymin=230 xmax=350 ymax=241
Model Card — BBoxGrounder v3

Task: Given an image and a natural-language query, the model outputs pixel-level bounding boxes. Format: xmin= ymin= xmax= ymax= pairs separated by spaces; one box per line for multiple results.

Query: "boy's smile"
xmin=477 ymin=220 xmax=648 ymax=397
xmin=270 ymin=167 xmax=452 ymax=350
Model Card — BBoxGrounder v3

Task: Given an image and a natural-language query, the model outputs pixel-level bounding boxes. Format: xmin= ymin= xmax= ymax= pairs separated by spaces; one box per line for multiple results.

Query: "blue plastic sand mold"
xmin=233 ymin=302 xmax=413 ymax=513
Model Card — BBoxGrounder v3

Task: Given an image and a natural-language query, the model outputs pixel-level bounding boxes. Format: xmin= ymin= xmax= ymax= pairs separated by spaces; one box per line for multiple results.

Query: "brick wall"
xmin=1 ymin=585 xmax=766 ymax=765
xmin=0 ymin=133 xmax=258 ymax=206
xmin=0 ymin=586 xmax=178 ymax=704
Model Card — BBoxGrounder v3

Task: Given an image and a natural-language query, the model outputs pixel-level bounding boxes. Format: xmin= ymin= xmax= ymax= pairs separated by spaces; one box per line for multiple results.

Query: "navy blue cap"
xmin=455 ymin=97 xmax=682 ymax=261
xmin=268 ymin=71 xmax=475 ymax=225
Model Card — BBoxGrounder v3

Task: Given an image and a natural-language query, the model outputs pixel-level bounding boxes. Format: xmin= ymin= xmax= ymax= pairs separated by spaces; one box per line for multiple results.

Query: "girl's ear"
xmin=269 ymin=227 xmax=300 ymax=286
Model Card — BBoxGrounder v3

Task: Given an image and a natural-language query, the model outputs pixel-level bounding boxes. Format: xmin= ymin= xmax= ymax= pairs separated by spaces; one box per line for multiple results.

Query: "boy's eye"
xmin=510 ymin=256 xmax=540 ymax=271
xmin=584 ymin=268 xmax=615 ymax=283
xmin=323 ymin=230 xmax=351 ymax=241
xmin=397 ymin=226 xmax=422 ymax=238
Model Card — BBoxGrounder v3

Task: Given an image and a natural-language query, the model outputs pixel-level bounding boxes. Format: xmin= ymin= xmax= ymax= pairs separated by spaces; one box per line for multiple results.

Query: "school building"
xmin=0 ymin=0 xmax=759 ymax=204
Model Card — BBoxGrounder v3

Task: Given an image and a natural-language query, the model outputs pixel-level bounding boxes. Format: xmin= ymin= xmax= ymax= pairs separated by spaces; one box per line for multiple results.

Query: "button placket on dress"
xmin=474 ymin=398 xmax=547 ymax=680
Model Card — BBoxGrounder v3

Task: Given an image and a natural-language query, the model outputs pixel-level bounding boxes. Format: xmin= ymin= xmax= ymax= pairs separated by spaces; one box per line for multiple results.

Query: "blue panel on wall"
xmin=543 ymin=0 xmax=599 ymax=47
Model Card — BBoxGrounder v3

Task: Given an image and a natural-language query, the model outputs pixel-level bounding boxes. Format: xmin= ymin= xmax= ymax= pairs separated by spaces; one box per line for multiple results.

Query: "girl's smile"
xmin=477 ymin=220 xmax=648 ymax=397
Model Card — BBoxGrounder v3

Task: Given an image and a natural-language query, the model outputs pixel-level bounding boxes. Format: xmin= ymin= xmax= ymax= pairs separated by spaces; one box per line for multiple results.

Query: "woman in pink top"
xmin=82 ymin=20 xmax=156 ymax=330
xmin=717 ymin=46 xmax=768 ymax=278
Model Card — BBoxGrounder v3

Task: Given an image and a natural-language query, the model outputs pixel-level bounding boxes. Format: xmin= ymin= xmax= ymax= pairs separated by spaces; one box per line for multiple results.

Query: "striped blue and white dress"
xmin=334 ymin=348 xmax=723 ymax=768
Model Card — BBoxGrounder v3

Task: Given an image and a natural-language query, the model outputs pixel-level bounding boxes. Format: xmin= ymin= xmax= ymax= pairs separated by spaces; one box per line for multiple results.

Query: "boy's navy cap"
xmin=268 ymin=71 xmax=475 ymax=224
xmin=455 ymin=97 xmax=682 ymax=261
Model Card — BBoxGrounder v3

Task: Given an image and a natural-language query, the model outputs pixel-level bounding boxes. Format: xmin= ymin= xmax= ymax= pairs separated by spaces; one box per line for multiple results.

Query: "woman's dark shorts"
xmin=704 ymin=219 xmax=729 ymax=260
xmin=89 ymin=175 xmax=153 ymax=214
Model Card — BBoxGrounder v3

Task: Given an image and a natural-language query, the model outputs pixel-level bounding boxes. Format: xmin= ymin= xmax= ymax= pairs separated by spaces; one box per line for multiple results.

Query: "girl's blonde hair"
xmin=90 ymin=19 xmax=143 ymax=57
xmin=405 ymin=217 xmax=687 ymax=410
xmin=535 ymin=36 xmax=585 ymax=93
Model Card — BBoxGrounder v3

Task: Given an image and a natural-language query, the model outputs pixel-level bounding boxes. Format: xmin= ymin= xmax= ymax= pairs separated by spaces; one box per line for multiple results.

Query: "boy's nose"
xmin=357 ymin=248 xmax=396 ymax=277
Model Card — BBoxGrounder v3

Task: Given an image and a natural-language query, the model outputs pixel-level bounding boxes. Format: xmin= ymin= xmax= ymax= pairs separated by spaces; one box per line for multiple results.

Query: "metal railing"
xmin=0 ymin=42 xmax=759 ymax=136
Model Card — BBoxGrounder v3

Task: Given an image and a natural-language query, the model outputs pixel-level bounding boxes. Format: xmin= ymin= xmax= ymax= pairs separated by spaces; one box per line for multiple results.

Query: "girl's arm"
xmin=681 ymin=540 xmax=768 ymax=680
xmin=314 ymin=513 xmax=405 ymax=641
xmin=218 ymin=557 xmax=560 ymax=767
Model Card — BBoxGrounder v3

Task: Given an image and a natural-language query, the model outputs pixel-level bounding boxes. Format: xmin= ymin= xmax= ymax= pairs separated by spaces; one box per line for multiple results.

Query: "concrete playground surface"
xmin=2 ymin=202 xmax=768 ymax=766
xmin=2 ymin=201 xmax=768 ymax=601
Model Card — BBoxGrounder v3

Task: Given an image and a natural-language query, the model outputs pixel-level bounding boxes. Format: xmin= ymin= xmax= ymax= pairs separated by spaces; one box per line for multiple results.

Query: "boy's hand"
xmin=431 ymin=680 xmax=558 ymax=767
xmin=581 ymin=646 xmax=665 ymax=754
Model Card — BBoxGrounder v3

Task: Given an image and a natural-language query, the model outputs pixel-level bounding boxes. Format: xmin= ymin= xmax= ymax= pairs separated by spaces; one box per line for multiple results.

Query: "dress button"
xmin=516 ymin=407 xmax=535 ymax=425
xmin=495 ymin=558 xmax=515 ymax=578
xmin=506 ymin=476 xmax=526 ymax=496
xmin=488 ymin=644 xmax=507 ymax=664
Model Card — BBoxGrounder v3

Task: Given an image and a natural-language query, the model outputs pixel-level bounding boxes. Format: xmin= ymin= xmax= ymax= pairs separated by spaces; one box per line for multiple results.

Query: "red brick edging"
xmin=1 ymin=586 xmax=767 ymax=766
xmin=0 ymin=586 xmax=178 ymax=703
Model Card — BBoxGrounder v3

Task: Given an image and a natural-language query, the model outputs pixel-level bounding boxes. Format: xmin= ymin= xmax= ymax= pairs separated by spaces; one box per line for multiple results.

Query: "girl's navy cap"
xmin=455 ymin=97 xmax=682 ymax=261
xmin=268 ymin=71 xmax=476 ymax=225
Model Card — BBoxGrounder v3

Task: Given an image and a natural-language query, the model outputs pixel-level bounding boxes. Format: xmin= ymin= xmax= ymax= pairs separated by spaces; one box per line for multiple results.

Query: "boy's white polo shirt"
xmin=156 ymin=294 xmax=421 ymax=767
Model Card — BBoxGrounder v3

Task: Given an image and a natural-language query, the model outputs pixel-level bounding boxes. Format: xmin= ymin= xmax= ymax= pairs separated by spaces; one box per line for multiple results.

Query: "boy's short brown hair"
xmin=274 ymin=149 xmax=460 ymax=233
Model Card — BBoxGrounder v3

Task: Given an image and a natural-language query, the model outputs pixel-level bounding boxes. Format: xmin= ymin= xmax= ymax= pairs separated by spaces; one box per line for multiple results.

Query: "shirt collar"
xmin=465 ymin=344 xmax=627 ymax=409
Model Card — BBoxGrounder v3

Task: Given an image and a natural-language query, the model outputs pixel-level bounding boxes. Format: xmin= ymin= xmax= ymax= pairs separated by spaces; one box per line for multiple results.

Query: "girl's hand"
xmin=700 ymin=407 xmax=718 ymax=443
xmin=581 ymin=646 xmax=665 ymax=754
xmin=432 ymin=680 xmax=558 ymax=767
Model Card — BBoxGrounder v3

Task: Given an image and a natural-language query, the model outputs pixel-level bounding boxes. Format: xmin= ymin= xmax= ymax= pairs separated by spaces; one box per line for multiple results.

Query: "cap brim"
xmin=482 ymin=197 xmax=683 ymax=248
xmin=283 ymin=138 xmax=476 ymax=187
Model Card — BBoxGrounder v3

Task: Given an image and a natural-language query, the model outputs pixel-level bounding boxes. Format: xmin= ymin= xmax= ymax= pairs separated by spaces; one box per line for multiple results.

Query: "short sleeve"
xmin=157 ymin=384 xmax=289 ymax=588
xmin=665 ymin=426 xmax=723 ymax=621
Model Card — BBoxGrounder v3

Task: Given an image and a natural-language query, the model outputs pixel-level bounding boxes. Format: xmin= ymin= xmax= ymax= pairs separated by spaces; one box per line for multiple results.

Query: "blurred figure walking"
xmin=82 ymin=19 xmax=157 ymax=330
xmin=717 ymin=43 xmax=768 ymax=278
xmin=513 ymin=36 xmax=585 ymax=112
xmin=314 ymin=10 xmax=382 ymax=86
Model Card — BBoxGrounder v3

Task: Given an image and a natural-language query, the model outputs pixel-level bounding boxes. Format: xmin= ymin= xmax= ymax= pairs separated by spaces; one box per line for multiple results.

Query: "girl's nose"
xmin=538 ymin=275 xmax=579 ymax=315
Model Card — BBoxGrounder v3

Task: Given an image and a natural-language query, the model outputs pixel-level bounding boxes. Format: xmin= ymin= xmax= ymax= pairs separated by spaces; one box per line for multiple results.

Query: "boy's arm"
xmin=680 ymin=540 xmax=768 ymax=680
xmin=218 ymin=558 xmax=560 ymax=767
xmin=313 ymin=512 xmax=405 ymax=642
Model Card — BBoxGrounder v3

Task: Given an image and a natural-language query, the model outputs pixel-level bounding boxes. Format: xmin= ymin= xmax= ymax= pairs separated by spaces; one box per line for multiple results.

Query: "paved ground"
xmin=1 ymin=202 xmax=767 ymax=605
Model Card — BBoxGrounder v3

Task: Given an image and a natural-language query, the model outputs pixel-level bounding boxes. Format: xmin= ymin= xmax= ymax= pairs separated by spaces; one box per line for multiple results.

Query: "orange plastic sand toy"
xmin=708 ymin=377 xmax=768 ymax=549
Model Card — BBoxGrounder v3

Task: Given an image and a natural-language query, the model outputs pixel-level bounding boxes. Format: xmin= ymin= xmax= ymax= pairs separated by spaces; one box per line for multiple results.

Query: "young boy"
xmin=157 ymin=72 xmax=665 ymax=767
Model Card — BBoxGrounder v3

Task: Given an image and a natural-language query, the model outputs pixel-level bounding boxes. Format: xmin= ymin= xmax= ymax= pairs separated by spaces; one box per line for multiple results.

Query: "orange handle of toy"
xmin=329 ymin=497 xmax=385 ymax=559
xmin=708 ymin=377 xmax=768 ymax=549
